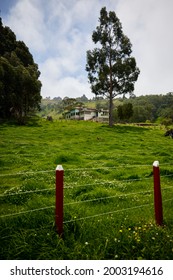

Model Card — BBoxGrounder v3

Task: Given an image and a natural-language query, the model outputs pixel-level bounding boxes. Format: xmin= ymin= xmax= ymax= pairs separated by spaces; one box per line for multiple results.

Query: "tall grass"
xmin=0 ymin=119 xmax=173 ymax=259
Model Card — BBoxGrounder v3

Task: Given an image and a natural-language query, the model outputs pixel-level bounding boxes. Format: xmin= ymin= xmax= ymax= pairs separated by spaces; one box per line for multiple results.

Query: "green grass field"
xmin=0 ymin=119 xmax=173 ymax=259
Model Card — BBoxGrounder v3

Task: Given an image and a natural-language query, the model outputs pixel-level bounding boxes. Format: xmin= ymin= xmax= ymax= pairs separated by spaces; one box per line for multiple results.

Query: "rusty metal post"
xmin=55 ymin=165 xmax=64 ymax=236
xmin=153 ymin=161 xmax=163 ymax=226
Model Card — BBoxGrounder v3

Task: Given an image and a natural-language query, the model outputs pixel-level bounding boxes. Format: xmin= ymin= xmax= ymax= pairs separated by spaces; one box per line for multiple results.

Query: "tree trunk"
xmin=109 ymin=60 xmax=114 ymax=127
xmin=109 ymin=93 xmax=114 ymax=127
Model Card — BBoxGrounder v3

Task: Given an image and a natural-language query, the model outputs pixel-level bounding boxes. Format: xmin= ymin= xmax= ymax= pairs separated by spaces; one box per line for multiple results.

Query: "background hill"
xmin=39 ymin=93 xmax=173 ymax=125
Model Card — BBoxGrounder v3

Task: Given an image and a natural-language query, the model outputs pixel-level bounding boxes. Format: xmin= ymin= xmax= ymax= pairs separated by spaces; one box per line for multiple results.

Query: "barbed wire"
xmin=1 ymin=198 xmax=173 ymax=241
xmin=0 ymin=162 xmax=173 ymax=177
xmin=0 ymin=203 xmax=149 ymax=219
xmin=0 ymin=178 xmax=146 ymax=197
xmin=0 ymin=177 xmax=151 ymax=196
xmin=1 ymin=195 xmax=172 ymax=220
xmin=65 ymin=199 xmax=173 ymax=223
xmin=63 ymin=203 xmax=153 ymax=224
xmin=64 ymin=198 xmax=173 ymax=224
xmin=0 ymin=178 xmax=173 ymax=198
xmin=64 ymin=186 xmax=173 ymax=206
xmin=65 ymin=165 xmax=152 ymax=171
xmin=162 ymin=186 xmax=173 ymax=191
xmin=0 ymin=187 xmax=55 ymax=197
xmin=64 ymin=177 xmax=152 ymax=190
xmin=0 ymin=176 xmax=154 ymax=197
xmin=64 ymin=174 xmax=173 ymax=189
xmin=65 ymin=163 xmax=173 ymax=171
xmin=0 ymin=169 xmax=55 ymax=177
xmin=0 ymin=163 xmax=173 ymax=219
xmin=64 ymin=190 xmax=153 ymax=206
xmin=1 ymin=184 xmax=172 ymax=199
xmin=161 ymin=174 xmax=173 ymax=178
xmin=0 ymin=205 xmax=54 ymax=218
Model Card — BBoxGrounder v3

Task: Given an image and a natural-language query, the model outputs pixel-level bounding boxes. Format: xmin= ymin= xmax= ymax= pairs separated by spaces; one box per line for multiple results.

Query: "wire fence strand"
xmin=0 ymin=180 xmax=173 ymax=199
xmin=0 ymin=169 xmax=55 ymax=177
xmin=1 ymin=197 xmax=172 ymax=220
xmin=63 ymin=203 xmax=153 ymax=223
xmin=64 ymin=198 xmax=173 ymax=224
xmin=0 ymin=162 xmax=173 ymax=177
xmin=64 ymin=190 xmax=153 ymax=206
xmin=0 ymin=188 xmax=55 ymax=197
xmin=0 ymin=205 xmax=54 ymax=218
xmin=0 ymin=164 xmax=173 ymax=221
xmin=64 ymin=177 xmax=153 ymax=189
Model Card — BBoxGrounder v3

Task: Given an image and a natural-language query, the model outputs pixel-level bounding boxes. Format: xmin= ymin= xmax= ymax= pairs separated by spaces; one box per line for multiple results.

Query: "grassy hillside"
xmin=39 ymin=94 xmax=173 ymax=124
xmin=0 ymin=119 xmax=173 ymax=259
xmin=38 ymin=98 xmax=121 ymax=120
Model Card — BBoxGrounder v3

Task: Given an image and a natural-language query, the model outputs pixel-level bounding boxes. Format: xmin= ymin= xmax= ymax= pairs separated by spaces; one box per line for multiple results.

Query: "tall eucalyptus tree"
xmin=86 ymin=7 xmax=140 ymax=126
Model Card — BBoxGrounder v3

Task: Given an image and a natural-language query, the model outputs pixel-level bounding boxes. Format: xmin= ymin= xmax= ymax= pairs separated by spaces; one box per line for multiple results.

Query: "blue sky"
xmin=1 ymin=0 xmax=173 ymax=99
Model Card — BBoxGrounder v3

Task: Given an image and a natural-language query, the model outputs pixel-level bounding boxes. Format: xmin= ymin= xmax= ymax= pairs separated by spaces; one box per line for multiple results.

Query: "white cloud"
xmin=5 ymin=0 xmax=47 ymax=53
xmin=41 ymin=75 xmax=91 ymax=99
xmin=3 ymin=0 xmax=173 ymax=98
xmin=116 ymin=0 xmax=173 ymax=95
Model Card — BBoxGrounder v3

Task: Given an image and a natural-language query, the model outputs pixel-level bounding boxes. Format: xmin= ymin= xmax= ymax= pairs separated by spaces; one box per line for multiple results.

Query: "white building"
xmin=64 ymin=107 xmax=109 ymax=122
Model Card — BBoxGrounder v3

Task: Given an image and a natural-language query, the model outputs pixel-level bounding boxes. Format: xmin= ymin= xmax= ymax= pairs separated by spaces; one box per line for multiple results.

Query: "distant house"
xmin=64 ymin=107 xmax=109 ymax=122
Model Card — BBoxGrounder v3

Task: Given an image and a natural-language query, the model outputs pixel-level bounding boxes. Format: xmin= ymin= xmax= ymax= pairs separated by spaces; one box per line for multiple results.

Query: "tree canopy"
xmin=0 ymin=18 xmax=42 ymax=123
xmin=86 ymin=7 xmax=140 ymax=126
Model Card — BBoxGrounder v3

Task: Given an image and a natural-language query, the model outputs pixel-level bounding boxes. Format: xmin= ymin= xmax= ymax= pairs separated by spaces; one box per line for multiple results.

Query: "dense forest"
xmin=0 ymin=18 xmax=42 ymax=124
xmin=40 ymin=92 xmax=173 ymax=125
xmin=116 ymin=93 xmax=173 ymax=124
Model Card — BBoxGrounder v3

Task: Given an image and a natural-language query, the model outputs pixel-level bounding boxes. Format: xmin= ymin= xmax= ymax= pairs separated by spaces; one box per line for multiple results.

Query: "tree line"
xmin=114 ymin=93 xmax=173 ymax=125
xmin=0 ymin=18 xmax=42 ymax=124
xmin=40 ymin=93 xmax=173 ymax=125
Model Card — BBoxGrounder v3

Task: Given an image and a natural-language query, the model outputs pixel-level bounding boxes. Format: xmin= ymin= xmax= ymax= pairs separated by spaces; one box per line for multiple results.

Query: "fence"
xmin=55 ymin=161 xmax=164 ymax=236
xmin=0 ymin=162 xmax=173 ymax=237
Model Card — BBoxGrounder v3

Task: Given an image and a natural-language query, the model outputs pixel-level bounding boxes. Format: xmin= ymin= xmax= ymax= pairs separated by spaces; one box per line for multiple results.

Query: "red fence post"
xmin=55 ymin=165 xmax=64 ymax=236
xmin=153 ymin=161 xmax=163 ymax=226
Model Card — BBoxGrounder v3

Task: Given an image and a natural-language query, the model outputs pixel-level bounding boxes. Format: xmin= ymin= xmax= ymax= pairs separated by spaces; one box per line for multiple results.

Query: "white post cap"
xmin=56 ymin=165 xmax=64 ymax=171
xmin=153 ymin=161 xmax=159 ymax=167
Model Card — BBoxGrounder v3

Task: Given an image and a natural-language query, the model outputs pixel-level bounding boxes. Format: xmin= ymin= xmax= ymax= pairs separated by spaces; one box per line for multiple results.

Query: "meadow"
xmin=0 ymin=119 xmax=173 ymax=260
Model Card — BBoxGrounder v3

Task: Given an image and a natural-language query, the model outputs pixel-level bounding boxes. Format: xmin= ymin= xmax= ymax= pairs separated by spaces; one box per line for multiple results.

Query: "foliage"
xmin=86 ymin=7 xmax=140 ymax=126
xmin=112 ymin=93 xmax=173 ymax=124
xmin=117 ymin=103 xmax=133 ymax=122
xmin=62 ymin=97 xmax=84 ymax=111
xmin=0 ymin=120 xmax=173 ymax=259
xmin=40 ymin=93 xmax=173 ymax=125
xmin=160 ymin=118 xmax=173 ymax=128
xmin=0 ymin=18 xmax=42 ymax=123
